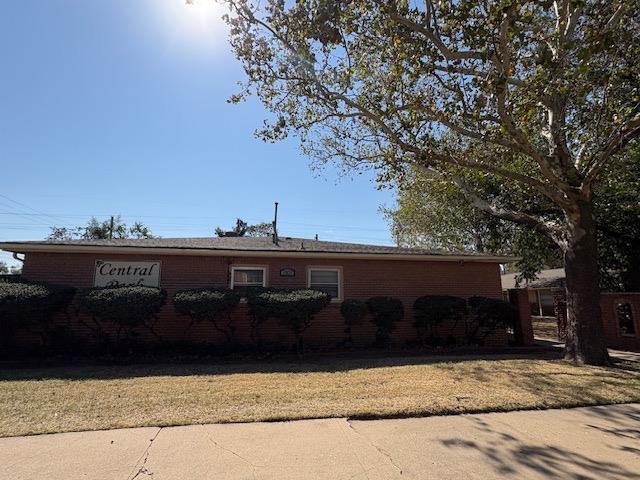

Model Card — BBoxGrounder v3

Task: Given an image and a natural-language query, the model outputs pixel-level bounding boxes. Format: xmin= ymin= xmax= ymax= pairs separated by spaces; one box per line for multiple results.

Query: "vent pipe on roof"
xmin=272 ymin=202 xmax=279 ymax=245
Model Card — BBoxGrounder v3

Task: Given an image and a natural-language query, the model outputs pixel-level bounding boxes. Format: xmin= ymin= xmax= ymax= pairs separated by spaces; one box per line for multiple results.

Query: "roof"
xmin=0 ymin=236 xmax=514 ymax=263
xmin=501 ymin=268 xmax=566 ymax=290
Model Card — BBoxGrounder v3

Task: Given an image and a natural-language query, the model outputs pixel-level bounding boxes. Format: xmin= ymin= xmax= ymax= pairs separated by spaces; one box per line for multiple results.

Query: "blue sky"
xmin=0 ymin=0 xmax=395 ymax=267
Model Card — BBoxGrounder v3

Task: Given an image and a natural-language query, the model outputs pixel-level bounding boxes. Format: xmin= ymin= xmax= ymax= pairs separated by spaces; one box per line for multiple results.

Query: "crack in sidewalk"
xmin=204 ymin=425 xmax=262 ymax=480
xmin=345 ymin=419 xmax=403 ymax=476
xmin=127 ymin=427 xmax=162 ymax=480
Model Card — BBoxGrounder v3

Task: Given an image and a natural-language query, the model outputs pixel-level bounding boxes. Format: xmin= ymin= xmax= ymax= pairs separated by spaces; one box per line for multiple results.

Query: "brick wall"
xmin=15 ymin=251 xmax=507 ymax=349
xmin=600 ymin=293 xmax=640 ymax=352
xmin=529 ymin=289 xmax=640 ymax=352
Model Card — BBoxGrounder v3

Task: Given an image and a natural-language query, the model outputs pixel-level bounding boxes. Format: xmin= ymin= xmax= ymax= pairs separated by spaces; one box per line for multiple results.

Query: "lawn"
xmin=1 ymin=355 xmax=639 ymax=437
xmin=533 ymin=318 xmax=560 ymax=340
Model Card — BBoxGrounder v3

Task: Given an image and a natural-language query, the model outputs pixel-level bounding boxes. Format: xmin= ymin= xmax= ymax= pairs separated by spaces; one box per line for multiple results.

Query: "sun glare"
xmin=155 ymin=0 xmax=230 ymax=53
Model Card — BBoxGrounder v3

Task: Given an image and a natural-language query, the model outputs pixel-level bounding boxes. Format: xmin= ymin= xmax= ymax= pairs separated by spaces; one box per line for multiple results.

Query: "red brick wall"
xmin=600 ymin=293 xmax=640 ymax=352
xmin=16 ymin=251 xmax=506 ymax=349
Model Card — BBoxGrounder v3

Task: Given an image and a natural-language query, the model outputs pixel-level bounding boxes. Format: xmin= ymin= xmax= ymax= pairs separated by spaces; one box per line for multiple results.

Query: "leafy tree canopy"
xmin=388 ymin=144 xmax=640 ymax=291
xmin=0 ymin=261 xmax=21 ymax=275
xmin=215 ymin=218 xmax=273 ymax=237
xmin=47 ymin=216 xmax=156 ymax=240
xmin=223 ymin=0 xmax=640 ymax=365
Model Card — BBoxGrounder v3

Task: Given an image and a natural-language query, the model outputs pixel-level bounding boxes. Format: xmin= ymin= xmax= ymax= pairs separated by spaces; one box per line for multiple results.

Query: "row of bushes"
xmin=1 ymin=280 xmax=515 ymax=354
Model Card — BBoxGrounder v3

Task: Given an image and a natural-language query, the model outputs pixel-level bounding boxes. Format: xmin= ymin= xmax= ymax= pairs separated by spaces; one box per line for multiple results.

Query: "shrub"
xmin=413 ymin=295 xmax=467 ymax=345
xmin=366 ymin=296 xmax=404 ymax=348
xmin=173 ymin=288 xmax=241 ymax=342
xmin=248 ymin=288 xmax=330 ymax=353
xmin=466 ymin=296 xmax=516 ymax=345
xmin=0 ymin=279 xmax=75 ymax=351
xmin=77 ymin=286 xmax=166 ymax=344
xmin=340 ymin=299 xmax=368 ymax=346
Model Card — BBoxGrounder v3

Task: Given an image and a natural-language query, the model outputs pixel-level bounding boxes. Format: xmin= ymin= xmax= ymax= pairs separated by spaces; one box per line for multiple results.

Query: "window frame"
xmin=306 ymin=266 xmax=342 ymax=302
xmin=229 ymin=265 xmax=268 ymax=298
xmin=615 ymin=300 xmax=638 ymax=338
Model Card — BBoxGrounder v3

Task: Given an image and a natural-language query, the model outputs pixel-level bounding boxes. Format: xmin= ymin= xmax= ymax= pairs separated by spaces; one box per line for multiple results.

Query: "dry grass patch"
xmin=1 ymin=356 xmax=639 ymax=437
xmin=533 ymin=318 xmax=560 ymax=340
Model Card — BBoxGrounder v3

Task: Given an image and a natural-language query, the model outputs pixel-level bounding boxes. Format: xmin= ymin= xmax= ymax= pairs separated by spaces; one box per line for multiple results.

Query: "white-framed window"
xmin=230 ymin=266 xmax=267 ymax=297
xmin=307 ymin=267 xmax=342 ymax=301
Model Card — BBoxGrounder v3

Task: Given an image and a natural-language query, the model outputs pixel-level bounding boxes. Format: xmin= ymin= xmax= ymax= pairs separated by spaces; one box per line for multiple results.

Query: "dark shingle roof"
xmin=501 ymin=268 xmax=565 ymax=290
xmin=0 ymin=236 xmax=513 ymax=261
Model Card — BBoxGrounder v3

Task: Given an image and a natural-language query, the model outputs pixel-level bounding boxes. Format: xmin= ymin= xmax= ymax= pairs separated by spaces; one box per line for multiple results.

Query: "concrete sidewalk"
xmin=1 ymin=404 xmax=639 ymax=480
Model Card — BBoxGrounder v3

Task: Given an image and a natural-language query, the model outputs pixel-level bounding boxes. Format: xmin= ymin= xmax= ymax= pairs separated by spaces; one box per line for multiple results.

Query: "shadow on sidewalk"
xmin=439 ymin=405 xmax=640 ymax=480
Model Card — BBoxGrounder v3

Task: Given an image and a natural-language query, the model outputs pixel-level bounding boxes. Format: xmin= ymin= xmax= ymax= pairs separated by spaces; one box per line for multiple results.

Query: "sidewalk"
xmin=1 ymin=403 xmax=639 ymax=479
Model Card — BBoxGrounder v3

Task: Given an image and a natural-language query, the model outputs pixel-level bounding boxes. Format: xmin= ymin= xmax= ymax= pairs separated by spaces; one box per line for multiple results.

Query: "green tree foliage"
xmin=0 ymin=262 xmax=20 ymax=275
xmin=77 ymin=286 xmax=166 ymax=344
xmin=215 ymin=218 xmax=273 ymax=237
xmin=366 ymin=296 xmax=404 ymax=347
xmin=224 ymin=0 xmax=640 ymax=364
xmin=47 ymin=216 xmax=156 ymax=241
xmin=173 ymin=288 xmax=241 ymax=342
xmin=388 ymin=146 xmax=640 ymax=290
xmin=0 ymin=279 xmax=75 ymax=350
xmin=340 ymin=299 xmax=368 ymax=346
xmin=413 ymin=295 xmax=467 ymax=344
xmin=247 ymin=288 xmax=330 ymax=352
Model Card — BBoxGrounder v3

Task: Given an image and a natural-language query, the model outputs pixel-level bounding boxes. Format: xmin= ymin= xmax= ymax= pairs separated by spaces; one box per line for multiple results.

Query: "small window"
xmin=230 ymin=266 xmax=266 ymax=297
xmin=308 ymin=267 xmax=341 ymax=301
xmin=616 ymin=302 xmax=636 ymax=337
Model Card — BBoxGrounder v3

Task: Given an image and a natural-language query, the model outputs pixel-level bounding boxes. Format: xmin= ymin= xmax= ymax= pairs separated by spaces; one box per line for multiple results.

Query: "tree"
xmin=47 ymin=216 xmax=156 ymax=240
xmin=224 ymin=1 xmax=640 ymax=365
xmin=0 ymin=261 xmax=21 ymax=275
xmin=215 ymin=218 xmax=273 ymax=237
xmin=387 ymin=144 xmax=640 ymax=290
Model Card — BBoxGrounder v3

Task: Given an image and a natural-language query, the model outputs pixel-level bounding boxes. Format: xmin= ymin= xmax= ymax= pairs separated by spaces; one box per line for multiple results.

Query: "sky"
xmin=0 ymin=0 xmax=396 ymax=267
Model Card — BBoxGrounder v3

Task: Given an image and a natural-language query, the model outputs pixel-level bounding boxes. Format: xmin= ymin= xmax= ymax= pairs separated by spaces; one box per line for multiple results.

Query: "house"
xmin=502 ymin=267 xmax=640 ymax=352
xmin=1 ymin=236 xmax=518 ymax=348
xmin=501 ymin=268 xmax=565 ymax=317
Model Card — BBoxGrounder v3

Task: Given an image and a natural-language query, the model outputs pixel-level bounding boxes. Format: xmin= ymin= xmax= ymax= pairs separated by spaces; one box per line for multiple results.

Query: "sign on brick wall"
xmin=94 ymin=260 xmax=161 ymax=287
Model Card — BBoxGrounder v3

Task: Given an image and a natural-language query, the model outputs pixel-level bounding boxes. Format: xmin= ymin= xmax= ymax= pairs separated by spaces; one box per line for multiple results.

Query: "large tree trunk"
xmin=562 ymin=199 xmax=610 ymax=365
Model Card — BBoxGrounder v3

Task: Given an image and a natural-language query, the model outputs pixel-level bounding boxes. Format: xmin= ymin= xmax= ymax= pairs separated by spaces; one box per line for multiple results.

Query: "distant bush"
xmin=248 ymin=288 xmax=330 ymax=353
xmin=413 ymin=295 xmax=467 ymax=345
xmin=173 ymin=288 xmax=241 ymax=342
xmin=340 ymin=299 xmax=368 ymax=346
xmin=77 ymin=286 xmax=166 ymax=344
xmin=466 ymin=296 xmax=515 ymax=345
xmin=0 ymin=279 xmax=75 ymax=351
xmin=366 ymin=296 xmax=404 ymax=348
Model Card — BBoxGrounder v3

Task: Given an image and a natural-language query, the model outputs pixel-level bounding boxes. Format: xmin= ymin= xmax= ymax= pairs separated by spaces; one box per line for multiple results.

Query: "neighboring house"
xmin=1 ymin=236 xmax=516 ymax=348
xmin=501 ymin=268 xmax=565 ymax=317
xmin=502 ymin=267 xmax=640 ymax=352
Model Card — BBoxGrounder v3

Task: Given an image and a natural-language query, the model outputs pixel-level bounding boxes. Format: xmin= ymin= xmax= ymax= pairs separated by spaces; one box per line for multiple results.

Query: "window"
xmin=307 ymin=267 xmax=341 ymax=301
xmin=230 ymin=266 xmax=266 ymax=297
xmin=538 ymin=291 xmax=555 ymax=317
xmin=616 ymin=302 xmax=636 ymax=337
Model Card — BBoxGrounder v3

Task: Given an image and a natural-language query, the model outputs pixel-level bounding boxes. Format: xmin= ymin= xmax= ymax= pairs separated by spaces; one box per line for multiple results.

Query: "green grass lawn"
xmin=1 ymin=354 xmax=639 ymax=437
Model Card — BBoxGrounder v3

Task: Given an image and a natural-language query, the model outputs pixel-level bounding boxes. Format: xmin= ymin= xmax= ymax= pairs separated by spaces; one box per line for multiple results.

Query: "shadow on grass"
xmin=439 ymin=405 xmax=640 ymax=480
xmin=0 ymin=349 xmax=564 ymax=381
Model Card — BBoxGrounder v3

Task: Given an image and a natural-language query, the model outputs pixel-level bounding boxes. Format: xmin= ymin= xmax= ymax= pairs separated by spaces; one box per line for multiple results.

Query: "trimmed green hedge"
xmin=173 ymin=288 xmax=241 ymax=341
xmin=340 ymin=299 xmax=368 ymax=346
xmin=248 ymin=288 xmax=331 ymax=351
xmin=414 ymin=295 xmax=467 ymax=343
xmin=0 ymin=279 xmax=75 ymax=349
xmin=466 ymin=296 xmax=516 ymax=345
xmin=367 ymin=296 xmax=404 ymax=347
xmin=77 ymin=286 xmax=166 ymax=342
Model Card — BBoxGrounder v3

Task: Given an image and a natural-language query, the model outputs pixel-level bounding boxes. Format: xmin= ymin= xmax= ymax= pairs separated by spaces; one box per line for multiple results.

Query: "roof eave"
xmin=0 ymin=243 xmax=516 ymax=263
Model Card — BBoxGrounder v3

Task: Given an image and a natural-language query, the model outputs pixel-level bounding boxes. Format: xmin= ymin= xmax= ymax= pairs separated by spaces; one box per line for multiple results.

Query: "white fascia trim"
xmin=0 ymin=243 xmax=516 ymax=263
